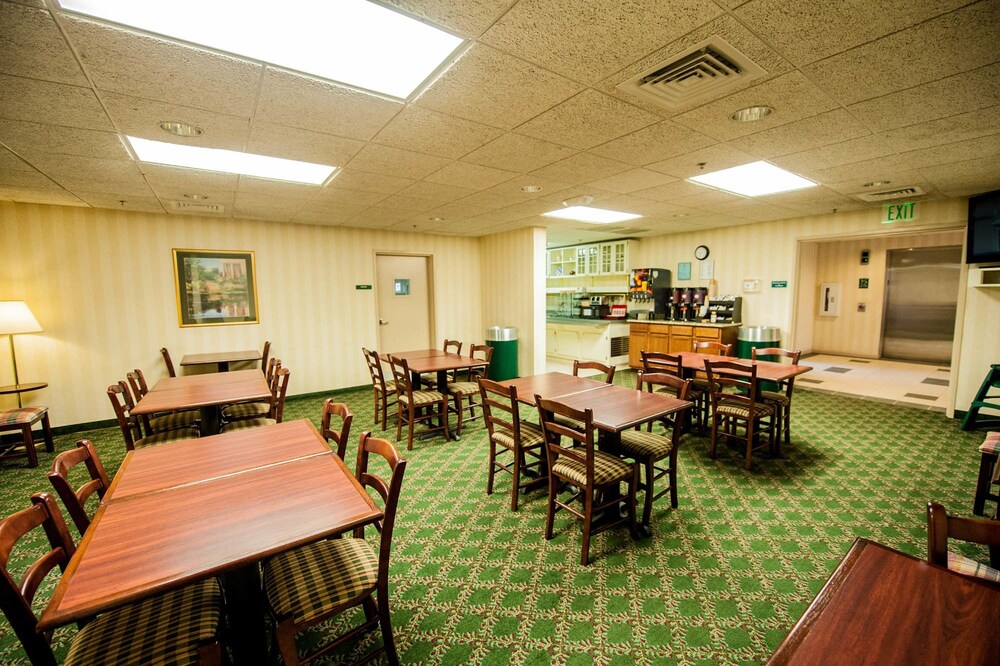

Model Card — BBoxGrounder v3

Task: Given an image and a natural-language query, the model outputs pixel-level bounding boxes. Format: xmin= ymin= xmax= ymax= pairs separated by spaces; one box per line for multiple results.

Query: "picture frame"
xmin=677 ymin=261 xmax=692 ymax=281
xmin=173 ymin=249 xmax=259 ymax=327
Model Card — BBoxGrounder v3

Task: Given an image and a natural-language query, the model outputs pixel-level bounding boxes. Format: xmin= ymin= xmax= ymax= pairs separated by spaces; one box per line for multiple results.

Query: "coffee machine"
xmin=669 ymin=288 xmax=684 ymax=320
xmin=691 ymin=287 xmax=709 ymax=320
xmin=628 ymin=268 xmax=671 ymax=317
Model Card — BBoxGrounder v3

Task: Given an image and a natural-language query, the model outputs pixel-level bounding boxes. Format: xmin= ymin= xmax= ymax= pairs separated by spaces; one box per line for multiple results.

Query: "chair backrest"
xmin=443 ymin=339 xmax=463 ymax=355
xmin=573 ymin=360 xmax=615 ymax=384
xmin=48 ymin=440 xmax=110 ymax=536
xmin=128 ymin=368 xmax=150 ymax=397
xmin=467 ymin=344 xmax=494 ymax=380
xmin=270 ymin=368 xmax=291 ymax=422
xmin=641 ymin=351 xmax=683 ymax=378
xmin=107 ymin=381 xmax=142 ymax=450
xmin=752 ymin=347 xmax=802 ymax=396
xmin=387 ymin=356 xmax=413 ymax=397
xmin=160 ymin=347 xmax=176 ymax=377
xmin=261 ymin=340 xmax=271 ymax=371
xmin=636 ymin=371 xmax=691 ymax=402
xmin=479 ymin=377 xmax=524 ymax=442
xmin=927 ymin=502 xmax=1000 ymax=570
xmin=536 ymin=396 xmax=598 ymax=486
xmin=265 ymin=357 xmax=282 ymax=384
xmin=363 ymin=348 xmax=390 ymax=392
xmin=321 ymin=400 xmax=353 ymax=460
xmin=693 ymin=340 xmax=733 ymax=356
xmin=0 ymin=493 xmax=76 ymax=666
xmin=353 ymin=433 xmax=407 ymax=577
xmin=704 ymin=360 xmax=761 ymax=410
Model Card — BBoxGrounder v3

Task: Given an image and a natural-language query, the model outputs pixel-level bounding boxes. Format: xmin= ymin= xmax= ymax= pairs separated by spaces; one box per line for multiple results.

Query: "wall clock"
xmin=694 ymin=245 xmax=710 ymax=260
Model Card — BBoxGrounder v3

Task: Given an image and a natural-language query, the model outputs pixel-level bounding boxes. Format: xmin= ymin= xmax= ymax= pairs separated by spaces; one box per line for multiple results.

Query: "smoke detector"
xmin=561 ymin=194 xmax=594 ymax=207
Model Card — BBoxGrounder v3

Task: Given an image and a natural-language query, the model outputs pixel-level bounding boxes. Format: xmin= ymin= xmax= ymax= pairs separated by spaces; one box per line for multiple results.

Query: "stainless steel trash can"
xmin=486 ymin=326 xmax=518 ymax=381
xmin=736 ymin=326 xmax=781 ymax=360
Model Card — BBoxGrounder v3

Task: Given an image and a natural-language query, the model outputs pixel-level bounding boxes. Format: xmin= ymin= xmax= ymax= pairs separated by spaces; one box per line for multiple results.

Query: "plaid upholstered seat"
xmin=135 ymin=427 xmax=200 ymax=448
xmin=221 ymin=401 xmax=271 ymax=421
xmin=947 ymin=552 xmax=1000 ymax=583
xmin=715 ymin=399 xmax=775 ymax=420
xmin=222 ymin=417 xmax=275 ymax=432
xmin=759 ymin=390 xmax=790 ymax=407
xmin=147 ymin=410 xmax=199 ymax=432
xmin=490 ymin=421 xmax=545 ymax=451
xmin=619 ymin=430 xmax=675 ymax=458
xmin=0 ymin=407 xmax=47 ymax=425
xmin=400 ymin=390 xmax=447 ymax=406
xmin=264 ymin=538 xmax=379 ymax=625
xmin=979 ymin=431 xmax=1000 ymax=455
xmin=552 ymin=450 xmax=633 ymax=487
xmin=447 ymin=381 xmax=479 ymax=398
xmin=64 ymin=578 xmax=222 ymax=666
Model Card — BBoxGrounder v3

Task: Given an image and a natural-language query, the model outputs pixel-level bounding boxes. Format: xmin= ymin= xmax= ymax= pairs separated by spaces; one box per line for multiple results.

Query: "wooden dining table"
xmin=676 ymin=351 xmax=813 ymax=383
xmin=384 ymin=348 xmax=488 ymax=392
xmin=179 ymin=349 xmax=262 ymax=372
xmin=129 ymin=368 xmax=272 ymax=435
xmin=767 ymin=537 xmax=1000 ymax=665
xmin=38 ymin=419 xmax=381 ymax=666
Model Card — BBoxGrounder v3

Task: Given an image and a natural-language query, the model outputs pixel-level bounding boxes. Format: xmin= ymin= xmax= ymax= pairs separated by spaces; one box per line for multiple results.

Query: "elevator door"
xmin=881 ymin=246 xmax=961 ymax=364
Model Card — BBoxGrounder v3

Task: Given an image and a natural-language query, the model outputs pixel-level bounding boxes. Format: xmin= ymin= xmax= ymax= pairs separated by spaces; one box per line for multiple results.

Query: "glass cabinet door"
xmin=587 ymin=245 xmax=599 ymax=274
xmin=600 ymin=244 xmax=613 ymax=273
xmin=576 ymin=247 xmax=588 ymax=275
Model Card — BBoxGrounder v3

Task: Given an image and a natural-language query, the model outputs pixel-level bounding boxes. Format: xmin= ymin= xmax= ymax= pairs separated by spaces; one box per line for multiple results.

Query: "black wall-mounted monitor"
xmin=967 ymin=188 xmax=1000 ymax=264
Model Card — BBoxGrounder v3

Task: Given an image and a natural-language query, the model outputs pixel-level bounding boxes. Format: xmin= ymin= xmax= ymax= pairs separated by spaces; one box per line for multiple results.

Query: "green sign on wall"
xmin=883 ymin=202 xmax=917 ymax=224
xmin=771 ymin=280 xmax=787 ymax=288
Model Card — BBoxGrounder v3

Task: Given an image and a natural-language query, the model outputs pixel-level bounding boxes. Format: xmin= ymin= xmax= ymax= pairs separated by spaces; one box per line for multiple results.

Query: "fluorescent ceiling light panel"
xmin=127 ymin=136 xmax=335 ymax=185
xmin=58 ymin=0 xmax=464 ymax=99
xmin=542 ymin=206 xmax=642 ymax=224
xmin=688 ymin=160 xmax=816 ymax=197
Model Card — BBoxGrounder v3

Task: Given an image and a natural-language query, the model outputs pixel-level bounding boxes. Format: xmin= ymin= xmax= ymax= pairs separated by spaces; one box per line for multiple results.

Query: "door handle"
xmin=378 ymin=319 xmax=389 ymax=326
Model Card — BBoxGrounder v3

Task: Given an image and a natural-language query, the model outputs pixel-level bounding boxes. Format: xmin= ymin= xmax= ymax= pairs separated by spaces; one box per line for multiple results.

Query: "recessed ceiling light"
xmin=159 ymin=121 xmax=202 ymax=137
xmin=520 ymin=185 xmax=543 ymax=193
xmin=182 ymin=193 xmax=208 ymax=200
xmin=542 ymin=206 xmax=641 ymax=224
xmin=59 ymin=0 xmax=464 ymax=100
xmin=863 ymin=180 xmax=891 ymax=188
xmin=672 ymin=213 xmax=689 ymax=218
xmin=730 ymin=106 xmax=773 ymax=122
xmin=127 ymin=136 xmax=336 ymax=185
xmin=429 ymin=216 xmax=444 ymax=222
xmin=688 ymin=160 xmax=816 ymax=197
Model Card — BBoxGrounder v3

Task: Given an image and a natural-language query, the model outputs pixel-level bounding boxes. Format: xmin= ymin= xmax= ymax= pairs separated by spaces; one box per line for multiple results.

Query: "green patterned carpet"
xmin=0 ymin=372 xmax=991 ymax=665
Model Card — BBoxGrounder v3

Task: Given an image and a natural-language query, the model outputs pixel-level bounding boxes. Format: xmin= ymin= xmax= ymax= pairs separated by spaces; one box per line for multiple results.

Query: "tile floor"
xmin=796 ymin=354 xmax=950 ymax=412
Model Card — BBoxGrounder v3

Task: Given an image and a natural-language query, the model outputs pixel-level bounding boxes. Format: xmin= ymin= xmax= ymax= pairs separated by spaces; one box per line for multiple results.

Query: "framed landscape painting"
xmin=173 ymin=249 xmax=259 ymax=327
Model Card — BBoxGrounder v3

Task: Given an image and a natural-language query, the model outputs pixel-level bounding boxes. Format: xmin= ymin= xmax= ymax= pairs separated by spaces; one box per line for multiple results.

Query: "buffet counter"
xmin=628 ymin=321 xmax=740 ymax=368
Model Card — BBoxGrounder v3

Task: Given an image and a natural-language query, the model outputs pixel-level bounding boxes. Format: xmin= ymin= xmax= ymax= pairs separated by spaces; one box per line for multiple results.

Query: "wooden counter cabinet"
xmin=630 ymin=322 xmax=739 ymax=368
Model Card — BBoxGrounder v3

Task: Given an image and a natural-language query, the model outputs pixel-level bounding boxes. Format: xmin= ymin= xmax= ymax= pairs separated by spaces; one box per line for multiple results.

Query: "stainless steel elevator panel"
xmin=881 ymin=246 xmax=961 ymax=364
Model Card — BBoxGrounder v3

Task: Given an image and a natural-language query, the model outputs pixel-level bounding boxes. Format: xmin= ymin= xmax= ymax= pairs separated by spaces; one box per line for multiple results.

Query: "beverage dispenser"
xmin=692 ymin=287 xmax=709 ymax=320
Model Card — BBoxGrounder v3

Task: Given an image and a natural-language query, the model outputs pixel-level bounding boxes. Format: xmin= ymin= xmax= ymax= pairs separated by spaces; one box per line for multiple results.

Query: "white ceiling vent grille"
xmin=617 ymin=37 xmax=767 ymax=111
xmin=854 ymin=186 xmax=926 ymax=202
xmin=168 ymin=200 xmax=226 ymax=214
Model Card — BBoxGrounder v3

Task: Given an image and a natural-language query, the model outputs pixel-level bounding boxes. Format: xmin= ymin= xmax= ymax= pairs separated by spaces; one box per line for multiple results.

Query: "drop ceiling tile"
xmin=530 ymin=152 xmax=632 ymax=184
xmin=380 ymin=0 xmax=517 ymax=38
xmin=727 ymin=109 xmax=872 ymax=159
xmin=414 ymin=44 xmax=583 ymax=130
xmin=645 ymin=144 xmax=756 ymax=179
xmin=515 ymin=89 xmax=661 ymax=150
xmin=669 ymin=187 xmax=746 ymax=208
xmin=141 ymin=164 xmax=238 ymax=203
xmin=0 ymin=119 xmax=127 ymax=160
xmin=455 ymin=176 xmax=572 ymax=207
xmin=396 ymin=180 xmax=477 ymax=202
xmin=480 ymin=0 xmax=724 ymax=84
xmin=699 ymin=198 xmax=800 ymax=222
xmin=310 ymin=186 xmax=388 ymax=208
xmin=73 ymin=191 xmax=164 ymax=213
xmin=802 ymin=0 xmax=1000 ymax=106
xmin=292 ymin=203 xmax=367 ymax=226
xmin=588 ymin=120 xmax=716 ymax=167
xmin=461 ymin=132 xmax=577 ymax=172
xmin=584 ymin=168 xmax=677 ymax=194
xmin=424 ymin=161 xmax=518 ymax=189
xmin=329 ymin=168 xmax=415 ymax=195
xmin=0 ymin=186 xmax=87 ymax=206
xmin=770 ymin=135 xmax=897 ymax=174
xmin=423 ymin=201 xmax=494 ymax=221
xmin=26 ymin=153 xmax=153 ymax=196
xmin=345 ymin=144 xmax=452 ymax=180
xmin=900 ymin=135 xmax=1000 ymax=170
xmin=375 ymin=195 xmax=439 ymax=212
xmin=878 ymin=106 xmax=1000 ymax=153
xmin=0 ymin=3 xmax=88 ymax=86
xmin=61 ymin=16 xmax=262 ymax=116
xmin=733 ymin=0 xmax=969 ymax=66
xmin=814 ymin=157 xmax=913 ymax=188
xmin=349 ymin=207 xmax=416 ymax=226
xmin=923 ymin=155 xmax=1000 ymax=195
xmin=235 ymin=177 xmax=324 ymax=199
xmin=256 ymin=68 xmax=403 ymax=142
xmin=672 ymin=71 xmax=839 ymax=142
xmin=0 ymin=148 xmax=37 ymax=172
xmin=823 ymin=168 xmax=929 ymax=196
xmin=0 ymin=74 xmax=112 ymax=131
xmin=846 ymin=65 xmax=1000 ymax=133
xmin=634 ymin=179 xmax=716 ymax=202
xmin=372 ymin=106 xmax=502 ymax=159
xmin=0 ymin=168 xmax=58 ymax=189
xmin=100 ymin=92 xmax=251 ymax=150
xmin=246 ymin=122 xmax=364 ymax=167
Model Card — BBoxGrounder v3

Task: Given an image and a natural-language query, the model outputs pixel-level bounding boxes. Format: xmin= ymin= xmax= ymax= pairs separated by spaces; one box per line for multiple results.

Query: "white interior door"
xmin=375 ymin=254 xmax=432 ymax=352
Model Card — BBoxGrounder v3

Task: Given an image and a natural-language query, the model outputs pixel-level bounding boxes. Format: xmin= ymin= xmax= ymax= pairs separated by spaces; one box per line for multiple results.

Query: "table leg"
xmin=218 ymin=361 xmax=231 ymax=372
xmin=594 ymin=431 xmax=651 ymax=538
xmin=438 ymin=370 xmax=459 ymax=440
xmin=200 ymin=405 xmax=222 ymax=436
xmin=220 ymin=564 xmax=269 ymax=665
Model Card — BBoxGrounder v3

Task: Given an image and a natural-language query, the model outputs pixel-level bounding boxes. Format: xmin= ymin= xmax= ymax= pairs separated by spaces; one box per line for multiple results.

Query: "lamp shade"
xmin=0 ymin=301 xmax=42 ymax=334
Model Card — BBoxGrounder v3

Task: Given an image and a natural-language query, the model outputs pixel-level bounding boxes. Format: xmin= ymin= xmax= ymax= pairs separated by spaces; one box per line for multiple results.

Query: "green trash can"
xmin=486 ymin=326 xmax=518 ymax=381
xmin=737 ymin=326 xmax=781 ymax=391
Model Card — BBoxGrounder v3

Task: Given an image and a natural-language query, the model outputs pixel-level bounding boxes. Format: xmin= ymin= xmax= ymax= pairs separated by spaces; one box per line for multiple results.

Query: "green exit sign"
xmin=883 ymin=201 xmax=917 ymax=224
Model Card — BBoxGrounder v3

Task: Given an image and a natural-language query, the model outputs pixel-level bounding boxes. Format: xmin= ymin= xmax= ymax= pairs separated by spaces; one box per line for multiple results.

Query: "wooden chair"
xmin=263 ymin=433 xmax=407 ymax=666
xmin=389 ymin=355 xmax=450 ymax=450
xmin=927 ymin=501 xmax=1000 ymax=581
xmin=363 ymin=348 xmax=398 ymax=431
xmin=221 ymin=358 xmax=281 ymax=423
xmin=221 ymin=368 xmax=290 ymax=432
xmin=752 ymin=347 xmax=802 ymax=453
xmin=536 ymin=396 xmax=638 ymax=566
xmin=0 ymin=406 xmax=54 ymax=468
xmin=692 ymin=340 xmax=733 ymax=356
xmin=973 ymin=431 xmax=1000 ymax=516
xmin=619 ymin=372 xmax=690 ymax=529
xmin=321 ymin=400 xmax=353 ymax=460
xmin=479 ymin=377 xmax=547 ymax=511
xmin=47 ymin=439 xmax=110 ymax=536
xmin=423 ymin=339 xmax=464 ymax=384
xmin=160 ymin=347 xmax=176 ymax=377
xmin=107 ymin=382 xmax=199 ymax=451
xmin=641 ymin=350 xmax=703 ymax=431
xmin=448 ymin=344 xmax=494 ymax=436
xmin=0 ymin=492 xmax=224 ymax=666
xmin=704 ymin=360 xmax=776 ymax=470
xmin=572 ymin=359 xmax=615 ymax=383
xmin=126 ymin=369 xmax=199 ymax=436
xmin=261 ymin=340 xmax=271 ymax=371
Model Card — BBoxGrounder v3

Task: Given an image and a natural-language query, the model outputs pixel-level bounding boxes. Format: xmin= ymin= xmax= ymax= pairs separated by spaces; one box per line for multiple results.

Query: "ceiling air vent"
xmin=168 ymin=200 xmax=226 ymax=214
xmin=854 ymin=186 xmax=925 ymax=203
xmin=617 ymin=36 xmax=767 ymax=111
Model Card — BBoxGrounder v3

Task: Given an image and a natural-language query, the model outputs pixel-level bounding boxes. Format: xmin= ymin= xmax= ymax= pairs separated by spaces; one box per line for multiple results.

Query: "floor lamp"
xmin=0 ymin=301 xmax=43 ymax=407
